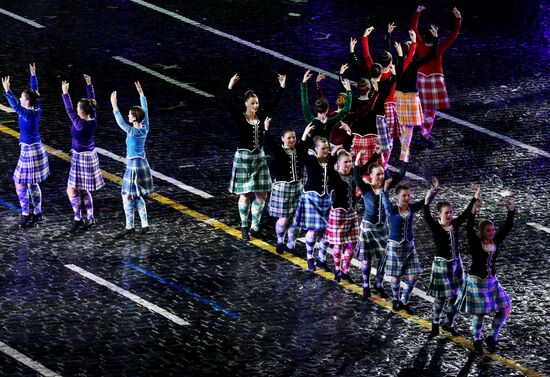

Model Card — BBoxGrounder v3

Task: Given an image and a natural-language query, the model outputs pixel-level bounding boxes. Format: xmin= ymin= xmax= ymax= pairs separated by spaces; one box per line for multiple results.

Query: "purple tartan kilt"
xmin=455 ymin=275 xmax=512 ymax=315
xmin=293 ymin=191 xmax=332 ymax=231
xmin=13 ymin=142 xmax=50 ymax=184
xmin=68 ymin=149 xmax=105 ymax=191
xmin=357 ymin=220 xmax=388 ymax=261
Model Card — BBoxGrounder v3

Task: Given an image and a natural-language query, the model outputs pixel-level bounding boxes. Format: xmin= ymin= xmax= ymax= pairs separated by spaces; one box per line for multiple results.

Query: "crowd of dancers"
xmin=2 ymin=6 xmax=516 ymax=356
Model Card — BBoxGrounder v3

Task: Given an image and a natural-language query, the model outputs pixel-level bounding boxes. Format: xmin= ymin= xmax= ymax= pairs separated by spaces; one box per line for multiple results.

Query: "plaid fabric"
xmin=269 ymin=180 xmax=303 ymax=218
xmin=384 ymin=102 xmax=401 ymax=138
xmin=229 ymin=149 xmax=272 ymax=194
xmin=68 ymin=149 xmax=105 ymax=191
xmin=427 ymin=257 xmax=465 ymax=298
xmin=121 ymin=157 xmax=154 ymax=198
xmin=351 ymin=134 xmax=385 ymax=167
xmin=395 ymin=91 xmax=423 ymax=126
xmin=399 ymin=125 xmax=414 ymax=163
xmin=323 ymin=208 xmax=360 ymax=244
xmin=375 ymin=115 xmax=392 ymax=152
xmin=456 ymin=275 xmax=512 ymax=315
xmin=417 ymin=73 xmax=450 ymax=110
xmin=293 ymin=191 xmax=332 ymax=231
xmin=13 ymin=142 xmax=50 ymax=184
xmin=384 ymin=240 xmax=423 ymax=277
xmin=357 ymin=220 xmax=388 ymax=261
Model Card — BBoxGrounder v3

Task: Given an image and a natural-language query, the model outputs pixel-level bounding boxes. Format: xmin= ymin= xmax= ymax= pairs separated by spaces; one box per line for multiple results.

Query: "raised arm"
xmin=263 ymin=74 xmax=286 ymax=116
xmin=386 ymin=160 xmax=408 ymax=189
xmin=494 ymin=199 xmax=516 ymax=244
xmin=301 ymin=70 xmax=315 ymax=123
xmin=61 ymin=81 xmax=82 ymax=129
xmin=439 ymin=8 xmax=462 ymax=53
xmin=361 ymin=27 xmax=375 ymax=70
xmin=134 ymin=81 xmax=149 ymax=129
xmin=326 ymin=79 xmax=352 ymax=126
xmin=2 ymin=76 xmax=35 ymax=120
xmin=227 ymin=73 xmax=243 ymax=119
xmin=453 ymin=184 xmax=480 ymax=227
xmin=381 ymin=190 xmax=393 ymax=215
xmin=357 ymin=148 xmax=381 ymax=175
xmin=111 ymin=91 xmax=132 ymax=134
xmin=353 ymin=149 xmax=378 ymax=194
xmin=410 ymin=5 xmax=426 ymax=45
xmin=466 ymin=199 xmax=482 ymax=247
xmin=384 ymin=22 xmax=396 ymax=52
xmin=83 ymin=75 xmax=97 ymax=119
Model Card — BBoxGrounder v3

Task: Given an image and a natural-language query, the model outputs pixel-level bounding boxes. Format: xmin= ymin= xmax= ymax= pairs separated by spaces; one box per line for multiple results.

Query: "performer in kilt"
xmin=353 ymin=148 xmax=408 ymax=299
xmin=264 ymin=118 xmax=303 ymax=254
xmin=61 ymin=75 xmax=105 ymax=233
xmin=394 ymin=28 xmax=438 ymax=163
xmin=411 ymin=6 xmax=462 ymax=147
xmin=110 ymin=82 xmax=153 ymax=238
xmin=2 ymin=64 xmax=49 ymax=228
xmin=381 ymin=177 xmax=438 ymax=315
xmin=424 ymin=183 xmax=479 ymax=337
xmin=455 ymin=197 xmax=515 ymax=355
xmin=293 ymin=124 xmax=335 ymax=272
xmin=227 ymin=73 xmax=285 ymax=241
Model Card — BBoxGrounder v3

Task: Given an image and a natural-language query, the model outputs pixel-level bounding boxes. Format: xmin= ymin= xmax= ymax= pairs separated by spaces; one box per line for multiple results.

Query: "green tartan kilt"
xmin=228 ymin=149 xmax=272 ymax=194
xmin=426 ymin=257 xmax=465 ymax=298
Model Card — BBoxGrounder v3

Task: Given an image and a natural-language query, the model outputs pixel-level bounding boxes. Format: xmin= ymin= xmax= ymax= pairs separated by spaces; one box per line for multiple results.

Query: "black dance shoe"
xmin=32 ymin=213 xmax=45 ymax=223
xmin=333 ymin=270 xmax=342 ymax=282
xmin=275 ymin=243 xmax=284 ymax=254
xmin=241 ymin=227 xmax=250 ymax=241
xmin=400 ymin=303 xmax=415 ymax=315
xmin=374 ymin=285 xmax=389 ymax=299
xmin=316 ymin=258 xmax=332 ymax=272
xmin=115 ymin=228 xmax=135 ymax=239
xmin=362 ymin=286 xmax=371 ymax=299
xmin=428 ymin=323 xmax=440 ymax=338
xmin=307 ymin=258 xmax=316 ymax=272
xmin=341 ymin=272 xmax=355 ymax=284
xmin=69 ymin=219 xmax=84 ymax=233
xmin=485 ymin=335 xmax=497 ymax=354
xmin=19 ymin=215 xmax=33 ymax=228
xmin=441 ymin=324 xmax=459 ymax=337
xmin=473 ymin=339 xmax=483 ymax=355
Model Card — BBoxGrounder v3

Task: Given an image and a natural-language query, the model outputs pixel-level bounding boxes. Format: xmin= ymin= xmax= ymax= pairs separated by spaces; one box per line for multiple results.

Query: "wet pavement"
xmin=0 ymin=0 xmax=549 ymax=376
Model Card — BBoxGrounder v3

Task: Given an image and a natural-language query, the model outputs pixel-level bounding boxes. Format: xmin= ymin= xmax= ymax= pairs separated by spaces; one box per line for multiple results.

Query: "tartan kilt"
xmin=268 ymin=180 xmax=303 ymax=218
xmin=323 ymin=208 xmax=360 ymax=244
xmin=417 ymin=73 xmax=450 ymax=110
xmin=351 ymin=134 xmax=384 ymax=166
xmin=228 ymin=149 xmax=272 ymax=194
xmin=384 ymin=102 xmax=401 ymax=138
xmin=384 ymin=240 xmax=423 ymax=276
xmin=13 ymin=142 xmax=50 ymax=184
xmin=426 ymin=257 xmax=465 ymax=298
xmin=293 ymin=191 xmax=332 ymax=231
xmin=375 ymin=115 xmax=392 ymax=152
xmin=395 ymin=91 xmax=424 ymax=126
xmin=455 ymin=275 xmax=512 ymax=315
xmin=121 ymin=157 xmax=154 ymax=198
xmin=68 ymin=149 xmax=105 ymax=191
xmin=357 ymin=220 xmax=388 ymax=261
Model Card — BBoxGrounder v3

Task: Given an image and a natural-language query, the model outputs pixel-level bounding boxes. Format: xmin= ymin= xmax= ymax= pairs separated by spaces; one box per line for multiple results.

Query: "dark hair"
xmin=380 ymin=51 xmax=393 ymax=68
xmin=335 ymin=93 xmax=347 ymax=109
xmin=78 ymin=98 xmax=97 ymax=116
xmin=244 ymin=90 xmax=257 ymax=101
xmin=368 ymin=162 xmax=382 ymax=175
xmin=403 ymin=42 xmax=412 ymax=56
xmin=129 ymin=106 xmax=145 ymax=122
xmin=281 ymin=128 xmax=295 ymax=137
xmin=315 ymin=97 xmax=329 ymax=114
xmin=436 ymin=201 xmax=452 ymax=212
xmin=370 ymin=63 xmax=383 ymax=80
xmin=395 ymin=185 xmax=410 ymax=195
xmin=22 ymin=89 xmax=39 ymax=107
xmin=357 ymin=78 xmax=371 ymax=96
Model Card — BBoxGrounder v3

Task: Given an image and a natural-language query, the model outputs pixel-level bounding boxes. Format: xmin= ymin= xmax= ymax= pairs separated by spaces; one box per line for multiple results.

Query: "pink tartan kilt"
xmin=323 ymin=208 xmax=360 ymax=245
xmin=384 ymin=102 xmax=401 ymax=138
xmin=351 ymin=134 xmax=385 ymax=195
xmin=417 ymin=73 xmax=450 ymax=110
xmin=395 ymin=91 xmax=423 ymax=126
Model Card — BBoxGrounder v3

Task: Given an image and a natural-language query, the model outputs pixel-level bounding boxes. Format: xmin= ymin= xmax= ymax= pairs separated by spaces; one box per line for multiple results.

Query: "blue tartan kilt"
xmin=375 ymin=115 xmax=391 ymax=152
xmin=68 ymin=149 xmax=105 ymax=191
xmin=384 ymin=240 xmax=423 ymax=277
xmin=455 ymin=275 xmax=512 ymax=315
xmin=13 ymin=142 xmax=50 ymax=184
xmin=426 ymin=257 xmax=465 ymax=298
xmin=357 ymin=220 xmax=388 ymax=261
xmin=228 ymin=149 xmax=272 ymax=194
xmin=292 ymin=191 xmax=332 ymax=231
xmin=269 ymin=180 xmax=303 ymax=218
xmin=121 ymin=157 xmax=154 ymax=198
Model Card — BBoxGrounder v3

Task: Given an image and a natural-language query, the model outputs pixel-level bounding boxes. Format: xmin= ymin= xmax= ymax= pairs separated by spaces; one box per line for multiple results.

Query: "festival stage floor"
xmin=0 ymin=1 xmax=548 ymax=376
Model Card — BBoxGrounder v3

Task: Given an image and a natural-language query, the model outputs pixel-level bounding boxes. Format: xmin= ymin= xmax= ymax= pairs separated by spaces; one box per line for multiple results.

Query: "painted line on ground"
xmin=0 ymin=124 xmax=542 ymax=377
xmin=64 ymin=264 xmax=190 ymax=326
xmin=0 ymin=198 xmax=19 ymax=212
xmin=0 ymin=340 xmax=61 ymax=377
xmin=131 ymin=0 xmax=550 ymax=160
xmin=0 ymin=8 xmax=45 ymax=28
xmin=527 ymin=222 xmax=550 ymax=234
xmin=386 ymin=165 xmax=426 ymax=182
xmin=0 ymin=104 xmax=15 ymax=113
xmin=124 ymin=262 xmax=240 ymax=319
xmin=95 ymin=147 xmax=213 ymax=198
xmin=113 ymin=56 xmax=215 ymax=98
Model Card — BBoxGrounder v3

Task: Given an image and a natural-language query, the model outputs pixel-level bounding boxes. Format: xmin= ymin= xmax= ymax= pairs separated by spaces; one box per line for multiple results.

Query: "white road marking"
xmin=527 ymin=222 xmax=550 ymax=234
xmin=0 ymin=341 xmax=61 ymax=377
xmin=386 ymin=165 xmax=427 ymax=182
xmin=0 ymin=104 xmax=15 ymax=113
xmin=113 ymin=56 xmax=215 ymax=98
xmin=95 ymin=148 xmax=213 ymax=199
xmin=0 ymin=8 xmax=45 ymax=28
xmin=64 ymin=264 xmax=190 ymax=326
xmin=131 ymin=0 xmax=550 ymax=159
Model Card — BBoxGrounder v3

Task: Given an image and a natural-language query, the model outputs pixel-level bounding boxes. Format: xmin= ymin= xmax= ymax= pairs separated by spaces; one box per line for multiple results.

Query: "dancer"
xmin=2 ymin=64 xmax=48 ymax=228
xmin=293 ymin=124 xmax=335 ymax=272
xmin=110 ymin=82 xmax=153 ymax=237
xmin=354 ymin=149 xmax=408 ymax=298
xmin=424 ymin=184 xmax=478 ymax=337
xmin=412 ymin=6 xmax=462 ymax=147
xmin=456 ymin=197 xmax=515 ymax=355
xmin=228 ymin=73 xmax=286 ymax=241
xmin=264 ymin=118 xmax=302 ymax=254
xmin=62 ymin=75 xmax=105 ymax=232
xmin=382 ymin=177 xmax=438 ymax=314
xmin=394 ymin=27 xmax=438 ymax=163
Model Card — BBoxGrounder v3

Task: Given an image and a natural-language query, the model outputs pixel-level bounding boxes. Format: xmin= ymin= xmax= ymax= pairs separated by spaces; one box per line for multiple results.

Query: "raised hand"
xmin=277 ymin=73 xmax=286 ymax=88
xmin=429 ymin=25 xmax=438 ymax=38
xmin=83 ymin=74 xmax=92 ymax=85
xmin=61 ymin=81 xmax=70 ymax=94
xmin=363 ymin=26 xmax=374 ymax=37
xmin=331 ymin=144 xmax=343 ymax=156
xmin=316 ymin=72 xmax=326 ymax=83
xmin=387 ymin=22 xmax=396 ymax=33
xmin=264 ymin=116 xmax=272 ymax=131
xmin=302 ymin=122 xmax=315 ymax=140
xmin=110 ymin=91 xmax=118 ymax=110
xmin=504 ymin=198 xmax=515 ymax=211
xmin=472 ymin=199 xmax=482 ymax=214
xmin=394 ymin=42 xmax=403 ymax=56
xmin=472 ymin=184 xmax=481 ymax=200
xmin=355 ymin=150 xmax=364 ymax=166
xmin=350 ymin=37 xmax=358 ymax=52
xmin=228 ymin=73 xmax=240 ymax=89
xmin=431 ymin=176 xmax=440 ymax=190
xmin=303 ymin=70 xmax=313 ymax=83
xmin=371 ymin=78 xmax=379 ymax=92
xmin=374 ymin=144 xmax=382 ymax=155
xmin=388 ymin=62 xmax=396 ymax=75
xmin=339 ymin=121 xmax=351 ymax=135
xmin=29 ymin=63 xmax=37 ymax=76
xmin=1 ymin=76 xmax=10 ymax=92
xmin=384 ymin=177 xmax=393 ymax=192
xmin=417 ymin=5 xmax=426 ymax=12
xmin=341 ymin=78 xmax=352 ymax=91
xmin=409 ymin=29 xmax=417 ymax=43
xmin=339 ymin=63 xmax=349 ymax=75
xmin=452 ymin=7 xmax=461 ymax=19
xmin=134 ymin=81 xmax=144 ymax=96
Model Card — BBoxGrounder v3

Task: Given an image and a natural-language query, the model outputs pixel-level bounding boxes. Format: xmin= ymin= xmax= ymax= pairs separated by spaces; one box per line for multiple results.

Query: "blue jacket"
xmin=4 ymin=75 xmax=42 ymax=144
xmin=382 ymin=190 xmax=433 ymax=243
xmin=113 ymin=96 xmax=149 ymax=159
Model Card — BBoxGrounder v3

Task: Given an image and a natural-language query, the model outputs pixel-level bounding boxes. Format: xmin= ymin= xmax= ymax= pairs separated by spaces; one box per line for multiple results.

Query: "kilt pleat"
xmin=426 ymin=257 xmax=464 ymax=298
xmin=293 ymin=191 xmax=332 ymax=231
xmin=375 ymin=115 xmax=392 ymax=152
xmin=68 ymin=149 xmax=105 ymax=191
xmin=323 ymin=208 xmax=360 ymax=244
xmin=13 ymin=142 xmax=50 ymax=184
xmin=384 ymin=102 xmax=401 ymax=138
xmin=268 ymin=180 xmax=303 ymax=218
xmin=455 ymin=275 xmax=512 ymax=315
xmin=395 ymin=91 xmax=423 ymax=126
xmin=229 ymin=149 xmax=272 ymax=194
xmin=417 ymin=73 xmax=450 ymax=110
xmin=384 ymin=240 xmax=423 ymax=276
xmin=121 ymin=157 xmax=154 ymax=198
xmin=357 ymin=220 xmax=388 ymax=261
